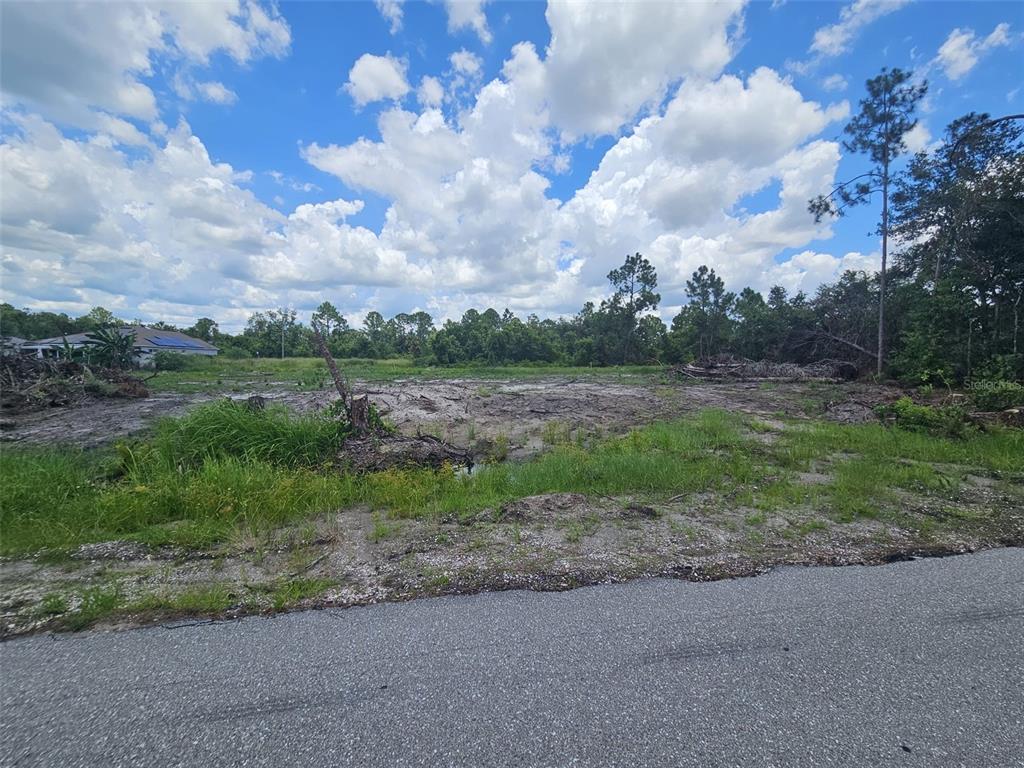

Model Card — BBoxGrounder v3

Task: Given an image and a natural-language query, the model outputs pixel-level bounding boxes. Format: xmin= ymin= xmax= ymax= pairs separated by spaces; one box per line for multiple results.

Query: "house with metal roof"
xmin=22 ymin=326 xmax=218 ymax=365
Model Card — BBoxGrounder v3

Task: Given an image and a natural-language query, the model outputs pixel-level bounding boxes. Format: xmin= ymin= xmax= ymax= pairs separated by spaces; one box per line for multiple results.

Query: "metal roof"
xmin=24 ymin=326 xmax=218 ymax=351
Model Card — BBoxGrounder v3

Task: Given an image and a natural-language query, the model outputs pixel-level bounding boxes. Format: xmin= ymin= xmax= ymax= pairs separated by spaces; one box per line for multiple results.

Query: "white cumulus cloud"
xmin=344 ymin=53 xmax=410 ymax=106
xmin=417 ymin=76 xmax=445 ymax=107
xmin=0 ymin=1 xmax=289 ymax=127
xmin=444 ymin=0 xmax=492 ymax=44
xmin=543 ymin=0 xmax=745 ymax=138
xmin=2 ymin=2 xmax=896 ymax=326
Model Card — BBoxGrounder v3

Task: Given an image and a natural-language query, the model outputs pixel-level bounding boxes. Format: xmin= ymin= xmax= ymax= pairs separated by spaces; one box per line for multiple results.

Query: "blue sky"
xmin=1 ymin=1 xmax=1021 ymax=331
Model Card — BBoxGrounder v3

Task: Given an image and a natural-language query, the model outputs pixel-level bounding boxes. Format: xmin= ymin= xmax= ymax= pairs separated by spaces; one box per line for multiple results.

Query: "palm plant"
xmin=84 ymin=328 xmax=135 ymax=369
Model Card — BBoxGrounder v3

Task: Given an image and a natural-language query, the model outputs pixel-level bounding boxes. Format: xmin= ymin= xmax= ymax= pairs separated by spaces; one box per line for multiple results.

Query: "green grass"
xmin=269 ymin=577 xmax=336 ymax=610
xmin=769 ymin=420 xmax=1024 ymax=472
xmin=64 ymin=584 xmax=121 ymax=631
xmin=36 ymin=593 xmax=68 ymax=617
xmin=147 ymin=399 xmax=350 ymax=469
xmin=2 ymin=407 xmax=1020 ymax=557
xmin=130 ymin=584 xmax=236 ymax=614
xmin=55 ymin=579 xmax=333 ymax=630
xmin=147 ymin=356 xmax=664 ymax=394
xmin=0 ymin=447 xmax=352 ymax=554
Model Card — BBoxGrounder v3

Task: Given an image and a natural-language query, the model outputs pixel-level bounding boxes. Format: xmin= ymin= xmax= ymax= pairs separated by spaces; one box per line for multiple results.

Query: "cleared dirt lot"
xmin=2 ymin=375 xmax=1020 ymax=638
xmin=1 ymin=375 xmax=888 ymax=455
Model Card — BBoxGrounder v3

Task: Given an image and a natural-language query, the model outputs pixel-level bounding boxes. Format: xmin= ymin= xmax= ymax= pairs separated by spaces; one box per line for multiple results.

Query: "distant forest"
xmin=3 ymin=95 xmax=1022 ymax=385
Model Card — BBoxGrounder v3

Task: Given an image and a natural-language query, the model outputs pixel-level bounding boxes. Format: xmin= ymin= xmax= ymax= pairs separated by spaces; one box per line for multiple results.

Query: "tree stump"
xmin=350 ymin=394 xmax=371 ymax=436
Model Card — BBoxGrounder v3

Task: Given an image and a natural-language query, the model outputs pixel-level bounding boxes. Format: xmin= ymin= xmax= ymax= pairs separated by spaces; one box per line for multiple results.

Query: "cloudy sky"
xmin=1 ymin=1 xmax=1021 ymax=331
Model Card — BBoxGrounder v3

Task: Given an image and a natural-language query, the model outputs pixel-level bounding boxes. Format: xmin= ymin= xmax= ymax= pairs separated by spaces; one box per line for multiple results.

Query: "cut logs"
xmin=337 ymin=433 xmax=473 ymax=473
xmin=670 ymin=355 xmax=859 ymax=382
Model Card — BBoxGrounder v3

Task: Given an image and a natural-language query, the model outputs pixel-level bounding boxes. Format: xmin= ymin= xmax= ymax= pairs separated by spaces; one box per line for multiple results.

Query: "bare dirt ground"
xmin=6 ymin=375 xmax=1016 ymax=638
xmin=0 ymin=375 xmax=892 ymax=456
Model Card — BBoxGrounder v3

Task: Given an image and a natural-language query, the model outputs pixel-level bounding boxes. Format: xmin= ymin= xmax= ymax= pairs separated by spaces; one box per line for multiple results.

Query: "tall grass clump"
xmin=0 ymin=447 xmax=104 ymax=554
xmin=0 ymin=448 xmax=354 ymax=554
xmin=150 ymin=400 xmax=350 ymax=469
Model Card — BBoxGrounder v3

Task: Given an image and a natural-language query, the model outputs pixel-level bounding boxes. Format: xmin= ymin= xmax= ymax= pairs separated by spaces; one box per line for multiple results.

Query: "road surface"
xmin=2 ymin=549 xmax=1023 ymax=767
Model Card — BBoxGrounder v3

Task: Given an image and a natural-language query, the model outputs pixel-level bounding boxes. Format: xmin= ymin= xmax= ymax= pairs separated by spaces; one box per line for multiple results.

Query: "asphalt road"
xmin=2 ymin=550 xmax=1023 ymax=768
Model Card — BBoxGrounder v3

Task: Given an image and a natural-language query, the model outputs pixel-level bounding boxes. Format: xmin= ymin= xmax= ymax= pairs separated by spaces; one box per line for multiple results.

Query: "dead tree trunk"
xmin=311 ymin=322 xmax=375 ymax=436
xmin=311 ymin=323 xmax=350 ymax=409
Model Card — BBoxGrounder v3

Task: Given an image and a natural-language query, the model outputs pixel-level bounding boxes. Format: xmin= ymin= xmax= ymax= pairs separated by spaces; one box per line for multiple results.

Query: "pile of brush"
xmin=670 ymin=354 xmax=859 ymax=382
xmin=0 ymin=355 xmax=148 ymax=412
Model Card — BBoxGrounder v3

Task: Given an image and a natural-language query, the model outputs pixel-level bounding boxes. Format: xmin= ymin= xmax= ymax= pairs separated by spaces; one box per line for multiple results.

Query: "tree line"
xmin=2 ymin=69 xmax=1020 ymax=384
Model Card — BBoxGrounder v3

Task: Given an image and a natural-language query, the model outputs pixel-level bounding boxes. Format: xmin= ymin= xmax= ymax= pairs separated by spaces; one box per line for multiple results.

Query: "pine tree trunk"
xmin=1014 ymin=287 xmax=1021 ymax=356
xmin=878 ymin=160 xmax=889 ymax=378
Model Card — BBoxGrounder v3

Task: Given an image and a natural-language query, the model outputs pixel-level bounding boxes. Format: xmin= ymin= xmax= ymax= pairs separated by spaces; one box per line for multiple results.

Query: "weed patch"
xmin=65 ymin=585 xmax=121 ymax=631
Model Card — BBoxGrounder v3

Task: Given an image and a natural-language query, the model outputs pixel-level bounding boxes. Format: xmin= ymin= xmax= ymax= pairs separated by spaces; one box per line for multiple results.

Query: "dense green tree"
xmin=76 ymin=306 xmax=124 ymax=331
xmin=184 ymin=318 xmax=219 ymax=342
xmin=312 ymin=302 xmax=344 ymax=336
xmin=0 ymin=304 xmax=76 ymax=340
xmin=605 ymin=252 xmax=661 ymax=363
xmin=886 ymin=112 xmax=1023 ymax=381
xmin=668 ymin=266 xmax=735 ymax=360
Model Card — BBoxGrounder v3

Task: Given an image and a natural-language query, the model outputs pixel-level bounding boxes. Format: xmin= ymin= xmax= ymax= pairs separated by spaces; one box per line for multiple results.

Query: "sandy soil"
xmin=0 ymin=376 xmax=894 ymax=456
xmin=3 ymin=475 xmax=1019 ymax=638
xmin=8 ymin=375 xmax=996 ymax=638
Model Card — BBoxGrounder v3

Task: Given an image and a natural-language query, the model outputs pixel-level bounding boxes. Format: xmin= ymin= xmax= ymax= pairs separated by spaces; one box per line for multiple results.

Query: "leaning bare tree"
xmin=809 ymin=68 xmax=927 ymax=377
xmin=310 ymin=316 xmax=372 ymax=436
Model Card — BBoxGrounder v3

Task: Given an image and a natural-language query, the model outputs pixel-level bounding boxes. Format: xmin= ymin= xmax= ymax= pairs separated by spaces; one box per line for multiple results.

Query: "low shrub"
xmin=969 ymin=380 xmax=1024 ymax=412
xmin=875 ymin=397 xmax=974 ymax=438
xmin=152 ymin=351 xmax=192 ymax=371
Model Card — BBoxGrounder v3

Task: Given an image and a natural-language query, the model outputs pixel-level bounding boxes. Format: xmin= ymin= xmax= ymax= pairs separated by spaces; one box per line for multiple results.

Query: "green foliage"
xmin=84 ymin=327 xmax=135 ymax=369
xmin=152 ymin=351 xmax=191 ymax=371
xmin=969 ymin=380 xmax=1024 ymax=411
xmin=150 ymin=400 xmax=350 ymax=469
xmin=269 ymin=578 xmax=336 ymax=610
xmin=37 ymin=593 xmax=68 ymax=616
xmin=131 ymin=584 xmax=235 ymax=614
xmin=875 ymin=397 xmax=974 ymax=438
xmin=669 ymin=266 xmax=735 ymax=360
xmin=3 ymin=409 xmax=1021 ymax=558
xmin=605 ymin=252 xmax=661 ymax=364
